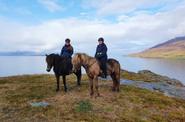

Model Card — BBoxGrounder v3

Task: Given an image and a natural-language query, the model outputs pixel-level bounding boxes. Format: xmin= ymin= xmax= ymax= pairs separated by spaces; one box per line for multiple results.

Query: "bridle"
xmin=82 ymin=59 xmax=96 ymax=69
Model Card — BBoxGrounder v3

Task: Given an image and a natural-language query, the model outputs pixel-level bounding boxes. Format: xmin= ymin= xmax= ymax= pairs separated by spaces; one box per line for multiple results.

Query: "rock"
xmin=29 ymin=102 xmax=49 ymax=107
xmin=121 ymin=69 xmax=184 ymax=87
xmin=121 ymin=79 xmax=185 ymax=100
xmin=138 ymin=70 xmax=154 ymax=74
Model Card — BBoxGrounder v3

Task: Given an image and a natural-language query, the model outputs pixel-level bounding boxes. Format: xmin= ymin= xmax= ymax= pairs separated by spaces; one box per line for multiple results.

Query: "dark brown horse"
xmin=46 ymin=54 xmax=81 ymax=92
xmin=72 ymin=53 xmax=120 ymax=97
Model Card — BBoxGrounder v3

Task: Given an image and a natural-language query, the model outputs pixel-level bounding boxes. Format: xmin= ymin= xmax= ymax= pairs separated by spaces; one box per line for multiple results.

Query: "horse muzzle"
xmin=46 ymin=67 xmax=51 ymax=72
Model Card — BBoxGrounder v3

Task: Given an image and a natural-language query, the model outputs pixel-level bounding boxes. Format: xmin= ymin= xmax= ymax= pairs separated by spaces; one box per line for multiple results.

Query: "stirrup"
xmin=101 ymin=74 xmax=107 ymax=78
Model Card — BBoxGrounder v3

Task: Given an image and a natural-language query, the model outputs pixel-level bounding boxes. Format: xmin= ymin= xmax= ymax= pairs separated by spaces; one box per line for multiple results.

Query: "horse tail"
xmin=107 ymin=59 xmax=121 ymax=91
xmin=117 ymin=61 xmax=121 ymax=85
xmin=115 ymin=61 xmax=121 ymax=91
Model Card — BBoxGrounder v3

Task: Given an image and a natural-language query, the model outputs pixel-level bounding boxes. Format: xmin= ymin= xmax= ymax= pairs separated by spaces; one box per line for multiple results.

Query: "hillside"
xmin=131 ymin=36 xmax=185 ymax=59
xmin=0 ymin=73 xmax=185 ymax=121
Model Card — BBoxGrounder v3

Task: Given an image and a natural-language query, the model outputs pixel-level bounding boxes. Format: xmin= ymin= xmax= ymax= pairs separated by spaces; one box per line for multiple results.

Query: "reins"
xmin=81 ymin=56 xmax=97 ymax=69
xmin=87 ymin=61 xmax=96 ymax=68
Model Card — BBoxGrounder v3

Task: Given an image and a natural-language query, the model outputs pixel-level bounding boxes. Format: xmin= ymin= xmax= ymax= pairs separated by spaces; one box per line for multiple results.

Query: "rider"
xmin=60 ymin=38 xmax=73 ymax=58
xmin=60 ymin=38 xmax=74 ymax=73
xmin=95 ymin=37 xmax=108 ymax=78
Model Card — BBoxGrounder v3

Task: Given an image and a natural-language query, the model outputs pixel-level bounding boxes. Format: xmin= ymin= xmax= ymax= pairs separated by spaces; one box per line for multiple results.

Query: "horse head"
xmin=45 ymin=54 xmax=55 ymax=72
xmin=72 ymin=53 xmax=82 ymax=72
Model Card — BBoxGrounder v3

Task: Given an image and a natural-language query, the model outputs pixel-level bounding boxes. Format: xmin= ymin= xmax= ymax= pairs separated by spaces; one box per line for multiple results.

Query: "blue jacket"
xmin=95 ymin=43 xmax=108 ymax=60
xmin=60 ymin=44 xmax=73 ymax=58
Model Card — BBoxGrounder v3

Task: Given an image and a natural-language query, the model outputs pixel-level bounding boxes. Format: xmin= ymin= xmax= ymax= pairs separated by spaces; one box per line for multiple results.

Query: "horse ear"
xmin=45 ymin=54 xmax=48 ymax=56
xmin=78 ymin=54 xmax=82 ymax=60
xmin=77 ymin=54 xmax=80 ymax=58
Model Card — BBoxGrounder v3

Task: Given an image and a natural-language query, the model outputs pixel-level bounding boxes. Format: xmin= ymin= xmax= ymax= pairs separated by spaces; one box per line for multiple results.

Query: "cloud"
xmin=38 ymin=0 xmax=63 ymax=12
xmin=0 ymin=1 xmax=185 ymax=55
xmin=82 ymin=0 xmax=183 ymax=16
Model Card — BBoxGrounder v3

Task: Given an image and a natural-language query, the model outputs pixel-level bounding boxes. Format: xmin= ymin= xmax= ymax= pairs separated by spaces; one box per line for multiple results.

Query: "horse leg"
xmin=55 ymin=74 xmax=60 ymax=92
xmin=94 ymin=76 xmax=100 ymax=97
xmin=111 ymin=73 xmax=120 ymax=92
xmin=110 ymin=73 xmax=117 ymax=92
xmin=75 ymin=69 xmax=82 ymax=86
xmin=89 ymin=78 xmax=94 ymax=96
xmin=116 ymin=81 xmax=120 ymax=92
xmin=115 ymin=73 xmax=120 ymax=92
xmin=62 ymin=75 xmax=67 ymax=92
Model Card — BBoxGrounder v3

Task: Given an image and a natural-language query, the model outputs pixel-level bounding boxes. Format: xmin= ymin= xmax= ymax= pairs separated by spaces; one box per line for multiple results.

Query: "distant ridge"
xmin=0 ymin=51 xmax=44 ymax=56
xmin=151 ymin=36 xmax=185 ymax=49
xmin=130 ymin=36 xmax=185 ymax=59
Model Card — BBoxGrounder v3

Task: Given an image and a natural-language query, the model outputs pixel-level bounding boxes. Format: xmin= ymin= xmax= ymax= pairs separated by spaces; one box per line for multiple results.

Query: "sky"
xmin=0 ymin=0 xmax=185 ymax=56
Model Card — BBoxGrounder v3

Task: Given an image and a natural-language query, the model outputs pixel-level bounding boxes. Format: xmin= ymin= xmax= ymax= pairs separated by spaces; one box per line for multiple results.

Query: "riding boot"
xmin=104 ymin=71 xmax=107 ymax=78
xmin=102 ymin=69 xmax=107 ymax=78
xmin=68 ymin=57 xmax=73 ymax=74
xmin=101 ymin=61 xmax=107 ymax=78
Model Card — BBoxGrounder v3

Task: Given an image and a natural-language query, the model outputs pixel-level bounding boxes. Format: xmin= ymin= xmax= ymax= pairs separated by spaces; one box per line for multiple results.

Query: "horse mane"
xmin=46 ymin=53 xmax=61 ymax=59
xmin=49 ymin=53 xmax=60 ymax=56
xmin=47 ymin=53 xmax=66 ymax=62
xmin=75 ymin=53 xmax=93 ymax=59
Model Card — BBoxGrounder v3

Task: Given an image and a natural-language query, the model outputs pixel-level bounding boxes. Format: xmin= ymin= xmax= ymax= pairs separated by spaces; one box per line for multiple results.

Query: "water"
xmin=0 ymin=56 xmax=50 ymax=76
xmin=117 ymin=56 xmax=185 ymax=84
xmin=0 ymin=56 xmax=185 ymax=84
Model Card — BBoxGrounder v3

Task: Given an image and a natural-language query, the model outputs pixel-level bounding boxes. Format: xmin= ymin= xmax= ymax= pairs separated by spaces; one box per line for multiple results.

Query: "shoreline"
xmin=128 ymin=54 xmax=185 ymax=60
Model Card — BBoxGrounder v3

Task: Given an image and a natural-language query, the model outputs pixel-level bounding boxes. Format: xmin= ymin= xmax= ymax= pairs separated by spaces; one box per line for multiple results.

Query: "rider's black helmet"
xmin=65 ymin=38 xmax=71 ymax=43
xmin=98 ymin=37 xmax=104 ymax=42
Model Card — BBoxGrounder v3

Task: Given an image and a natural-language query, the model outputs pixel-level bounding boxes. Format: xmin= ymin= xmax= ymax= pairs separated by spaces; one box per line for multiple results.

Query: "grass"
xmin=75 ymin=100 xmax=93 ymax=113
xmin=0 ymin=73 xmax=185 ymax=121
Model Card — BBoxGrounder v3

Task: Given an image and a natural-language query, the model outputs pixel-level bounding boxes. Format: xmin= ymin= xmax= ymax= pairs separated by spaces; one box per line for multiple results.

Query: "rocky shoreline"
xmin=121 ymin=79 xmax=185 ymax=100
xmin=121 ymin=69 xmax=185 ymax=99
xmin=121 ymin=69 xmax=184 ymax=87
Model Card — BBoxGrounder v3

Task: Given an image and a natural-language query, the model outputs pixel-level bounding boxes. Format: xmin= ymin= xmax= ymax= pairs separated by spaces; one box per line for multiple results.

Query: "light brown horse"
xmin=72 ymin=53 xmax=120 ymax=97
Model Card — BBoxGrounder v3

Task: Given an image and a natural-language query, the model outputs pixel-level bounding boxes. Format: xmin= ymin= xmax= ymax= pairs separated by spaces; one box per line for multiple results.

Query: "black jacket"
xmin=60 ymin=44 xmax=73 ymax=58
xmin=95 ymin=43 xmax=107 ymax=60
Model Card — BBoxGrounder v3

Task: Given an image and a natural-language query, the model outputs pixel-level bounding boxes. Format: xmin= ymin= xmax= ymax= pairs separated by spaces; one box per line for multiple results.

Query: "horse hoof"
xmin=112 ymin=88 xmax=116 ymax=92
xmin=90 ymin=92 xmax=94 ymax=96
xmin=95 ymin=93 xmax=100 ymax=98
xmin=77 ymin=87 xmax=80 ymax=91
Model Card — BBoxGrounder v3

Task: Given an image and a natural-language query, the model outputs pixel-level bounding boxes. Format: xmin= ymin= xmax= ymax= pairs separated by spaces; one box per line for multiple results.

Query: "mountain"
xmin=0 ymin=51 xmax=44 ymax=56
xmin=130 ymin=36 xmax=185 ymax=59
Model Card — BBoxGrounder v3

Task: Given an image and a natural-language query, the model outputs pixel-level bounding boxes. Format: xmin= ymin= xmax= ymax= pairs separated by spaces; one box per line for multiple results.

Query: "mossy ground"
xmin=0 ymin=74 xmax=185 ymax=122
